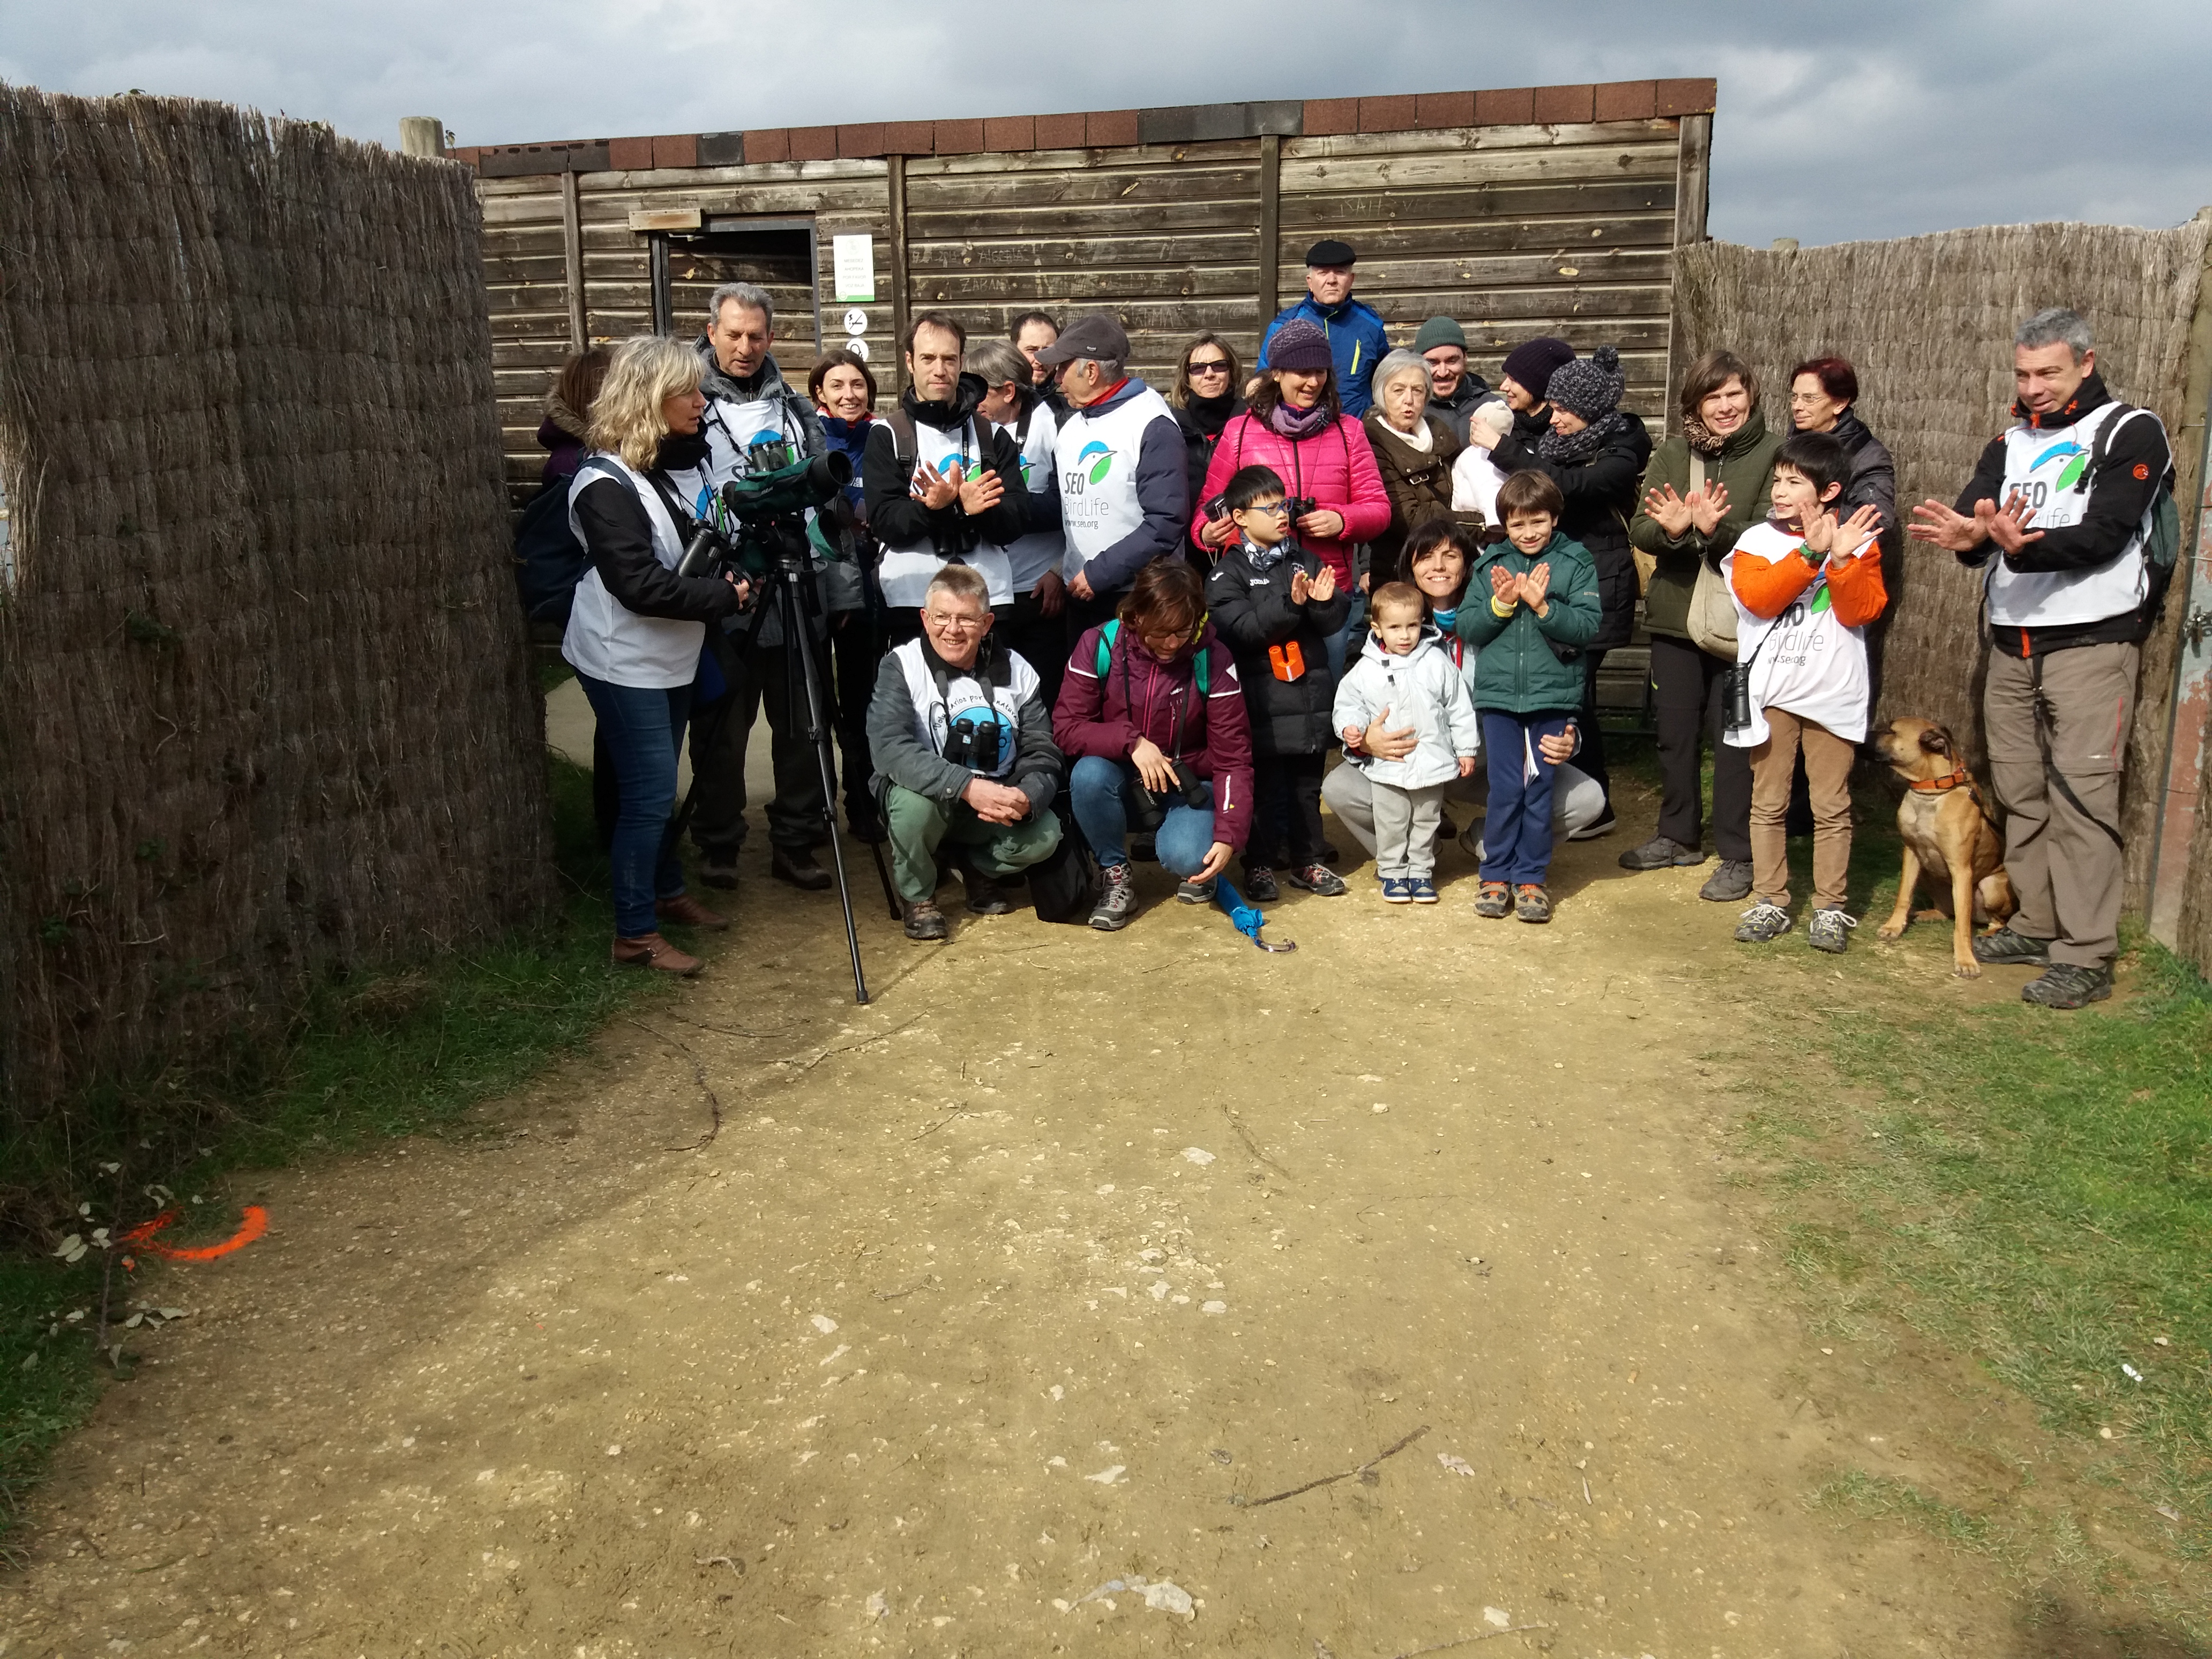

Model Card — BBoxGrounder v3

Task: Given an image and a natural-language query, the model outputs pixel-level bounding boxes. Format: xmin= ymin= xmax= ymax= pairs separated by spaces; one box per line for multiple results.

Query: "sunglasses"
xmin=1187 ymin=358 xmax=1231 ymax=376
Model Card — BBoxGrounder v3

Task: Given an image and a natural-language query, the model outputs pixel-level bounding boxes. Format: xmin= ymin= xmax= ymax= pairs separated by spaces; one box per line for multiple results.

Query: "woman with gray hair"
xmin=1363 ymin=347 xmax=1468 ymax=576
xmin=566 ymin=334 xmax=752 ymax=976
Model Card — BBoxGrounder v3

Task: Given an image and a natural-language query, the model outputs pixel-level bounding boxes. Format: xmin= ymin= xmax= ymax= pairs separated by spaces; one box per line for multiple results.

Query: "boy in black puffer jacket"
xmin=1204 ymin=465 xmax=1352 ymax=900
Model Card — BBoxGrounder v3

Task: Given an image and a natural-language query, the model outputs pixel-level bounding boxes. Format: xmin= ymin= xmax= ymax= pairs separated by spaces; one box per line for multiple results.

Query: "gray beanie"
xmin=1412 ymin=316 xmax=1467 ymax=354
xmin=1544 ymin=345 xmax=1625 ymax=422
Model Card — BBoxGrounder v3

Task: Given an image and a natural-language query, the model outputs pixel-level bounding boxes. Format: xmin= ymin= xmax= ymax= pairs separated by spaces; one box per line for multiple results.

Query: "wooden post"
xmin=648 ymin=233 xmax=672 ymax=336
xmin=1663 ymin=112 xmax=1713 ymax=420
xmin=2145 ymin=211 xmax=2212 ymax=949
xmin=1257 ymin=133 xmax=1281 ymax=337
xmin=397 ymin=116 xmax=445 ymax=159
xmin=886 ymin=153 xmax=909 ymax=400
xmin=560 ymin=166 xmax=587 ymax=351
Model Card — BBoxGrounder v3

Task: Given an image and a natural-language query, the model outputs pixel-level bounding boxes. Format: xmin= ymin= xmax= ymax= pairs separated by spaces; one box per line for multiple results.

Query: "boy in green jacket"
xmin=1457 ymin=470 xmax=1603 ymax=922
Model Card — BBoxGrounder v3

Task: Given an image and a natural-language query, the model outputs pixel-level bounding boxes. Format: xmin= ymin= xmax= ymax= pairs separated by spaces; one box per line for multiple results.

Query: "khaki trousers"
xmin=1983 ymin=642 xmax=2138 ymax=968
xmin=1748 ymin=708 xmax=1856 ymax=911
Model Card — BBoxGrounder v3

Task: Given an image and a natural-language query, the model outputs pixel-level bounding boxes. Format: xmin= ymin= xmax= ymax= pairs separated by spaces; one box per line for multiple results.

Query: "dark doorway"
xmin=647 ymin=218 xmax=818 ymax=383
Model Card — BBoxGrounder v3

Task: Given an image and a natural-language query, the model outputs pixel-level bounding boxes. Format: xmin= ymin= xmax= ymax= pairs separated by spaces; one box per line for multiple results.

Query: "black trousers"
xmin=999 ymin=588 xmax=1070 ymax=717
xmin=1576 ymin=647 xmax=1612 ymax=804
xmin=1648 ymin=633 xmax=1752 ymax=862
xmin=1249 ymin=751 xmax=1327 ymax=868
xmin=690 ymin=627 xmax=828 ymax=856
xmin=827 ymin=609 xmax=885 ymax=830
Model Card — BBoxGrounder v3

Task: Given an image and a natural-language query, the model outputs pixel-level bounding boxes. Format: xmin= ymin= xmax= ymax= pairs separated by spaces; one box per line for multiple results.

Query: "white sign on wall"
xmin=831 ymin=235 xmax=876 ymax=303
xmin=843 ymin=308 xmax=869 ymax=336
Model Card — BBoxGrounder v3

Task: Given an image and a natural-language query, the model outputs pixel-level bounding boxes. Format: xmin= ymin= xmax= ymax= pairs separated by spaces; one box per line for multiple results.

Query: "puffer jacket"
xmin=1489 ymin=410 xmax=1652 ymax=649
xmin=1193 ymin=411 xmax=1392 ymax=589
xmin=1363 ymin=409 xmax=1467 ymax=577
xmin=1204 ymin=540 xmax=1351 ymax=757
xmin=1054 ymin=621 xmax=1256 ymax=851
xmin=1458 ymin=530 xmax=1603 ymax=714
xmin=1630 ymin=406 xmax=1783 ymax=644
xmin=1331 ymin=629 xmax=1482 ymax=790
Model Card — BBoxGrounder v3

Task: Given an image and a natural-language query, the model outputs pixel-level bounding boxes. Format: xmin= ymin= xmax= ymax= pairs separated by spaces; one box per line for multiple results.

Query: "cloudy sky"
xmin=8 ymin=0 xmax=2209 ymax=247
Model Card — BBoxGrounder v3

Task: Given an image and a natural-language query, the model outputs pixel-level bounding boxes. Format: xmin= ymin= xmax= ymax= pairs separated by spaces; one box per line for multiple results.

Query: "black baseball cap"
xmin=1305 ymin=238 xmax=1356 ymax=267
xmin=1036 ymin=313 xmax=1131 ymax=366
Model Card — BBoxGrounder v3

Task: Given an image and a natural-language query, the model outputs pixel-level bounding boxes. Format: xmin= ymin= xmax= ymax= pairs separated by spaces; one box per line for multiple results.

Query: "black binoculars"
xmin=942 ymin=711 xmax=1004 ymax=773
xmin=1127 ymin=759 xmax=1209 ymax=832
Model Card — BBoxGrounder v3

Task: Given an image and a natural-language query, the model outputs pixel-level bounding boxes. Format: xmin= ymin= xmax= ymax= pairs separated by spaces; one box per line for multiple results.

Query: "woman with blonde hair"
xmin=566 ymin=334 xmax=751 ymax=975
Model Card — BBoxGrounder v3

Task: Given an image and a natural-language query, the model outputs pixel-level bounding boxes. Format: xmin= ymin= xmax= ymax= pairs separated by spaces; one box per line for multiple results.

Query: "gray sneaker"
xmin=1700 ymin=858 xmax=1754 ymax=902
xmin=1089 ymin=864 xmax=1139 ymax=931
xmin=1619 ymin=834 xmax=1704 ymax=871
xmin=2021 ymin=961 xmax=2113 ymax=1009
xmin=1176 ymin=877 xmax=1216 ymax=905
xmin=1807 ymin=908 xmax=1857 ymax=953
xmin=1734 ymin=901 xmax=1792 ymax=943
xmin=1971 ymin=925 xmax=2052 ymax=967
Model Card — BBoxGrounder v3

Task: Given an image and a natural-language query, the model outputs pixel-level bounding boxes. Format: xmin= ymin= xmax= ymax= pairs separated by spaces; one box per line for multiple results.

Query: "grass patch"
xmin=1813 ymin=1468 xmax=2011 ymax=1559
xmin=0 ymin=755 xmax=651 ymax=1547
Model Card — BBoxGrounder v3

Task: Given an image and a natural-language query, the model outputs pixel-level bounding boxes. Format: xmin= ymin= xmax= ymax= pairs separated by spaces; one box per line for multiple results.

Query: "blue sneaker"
xmin=1408 ymin=877 xmax=1438 ymax=905
xmin=1380 ymin=877 xmax=1413 ymax=904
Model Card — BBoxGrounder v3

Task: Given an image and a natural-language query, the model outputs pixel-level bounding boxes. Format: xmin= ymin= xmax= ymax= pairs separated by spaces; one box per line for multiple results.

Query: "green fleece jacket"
xmin=1456 ymin=530 xmax=1602 ymax=714
xmin=1629 ymin=407 xmax=1784 ymax=641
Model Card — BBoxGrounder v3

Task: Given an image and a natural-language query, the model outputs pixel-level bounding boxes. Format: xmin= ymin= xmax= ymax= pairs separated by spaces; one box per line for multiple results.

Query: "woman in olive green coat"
xmin=1620 ymin=349 xmax=1783 ymax=901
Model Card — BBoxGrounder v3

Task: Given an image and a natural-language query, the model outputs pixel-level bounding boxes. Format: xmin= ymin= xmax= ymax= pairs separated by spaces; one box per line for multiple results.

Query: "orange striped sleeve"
xmin=1729 ymin=548 xmax=1818 ymax=620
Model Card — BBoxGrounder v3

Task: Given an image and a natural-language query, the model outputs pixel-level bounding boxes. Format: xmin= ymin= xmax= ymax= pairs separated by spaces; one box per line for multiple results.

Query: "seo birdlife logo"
xmin=2007 ymin=438 xmax=2089 ymax=516
xmin=1064 ymin=440 xmax=1116 ymax=496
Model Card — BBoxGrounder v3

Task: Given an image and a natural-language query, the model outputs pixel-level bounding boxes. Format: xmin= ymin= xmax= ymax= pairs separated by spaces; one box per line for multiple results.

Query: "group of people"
xmin=538 ymin=235 xmax=2176 ymax=1013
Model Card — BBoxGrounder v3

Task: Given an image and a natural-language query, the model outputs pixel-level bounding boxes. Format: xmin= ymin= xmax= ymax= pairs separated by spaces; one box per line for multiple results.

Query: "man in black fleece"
xmin=1910 ymin=307 xmax=2176 ymax=1009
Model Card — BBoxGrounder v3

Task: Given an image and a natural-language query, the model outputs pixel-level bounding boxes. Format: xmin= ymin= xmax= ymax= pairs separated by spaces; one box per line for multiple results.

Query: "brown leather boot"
xmin=611 ymin=931 xmax=701 ymax=975
xmin=655 ymin=893 xmax=729 ymax=930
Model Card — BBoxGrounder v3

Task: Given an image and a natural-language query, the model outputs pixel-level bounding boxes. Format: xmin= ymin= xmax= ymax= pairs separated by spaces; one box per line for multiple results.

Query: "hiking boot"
xmin=611 ymin=931 xmax=701 ymax=976
xmin=1700 ymin=859 xmax=1754 ymax=902
xmin=1473 ymin=880 xmax=1512 ymax=918
xmin=901 ymin=899 xmax=948 ymax=941
xmin=1807 ymin=908 xmax=1857 ymax=954
xmin=1089 ymin=864 xmax=1138 ymax=931
xmin=1176 ymin=876 xmax=1216 ymax=905
xmin=1242 ymin=864 xmax=1281 ymax=903
xmin=1567 ymin=806 xmax=1619 ymax=842
xmin=1971 ymin=925 xmax=2052 ymax=967
xmin=1284 ymin=863 xmax=1347 ymax=897
xmin=771 ymin=846 xmax=833 ymax=891
xmin=1380 ymin=877 xmax=1414 ymax=904
xmin=698 ymin=853 xmax=741 ymax=890
xmin=2021 ymin=961 xmax=2112 ymax=1009
xmin=1733 ymin=901 xmax=1792 ymax=943
xmin=1408 ymin=877 xmax=1439 ymax=905
xmin=961 ymin=870 xmax=1013 ymax=916
xmin=1514 ymin=884 xmax=1552 ymax=923
xmin=654 ymin=893 xmax=729 ymax=931
xmin=1618 ymin=834 xmax=1704 ymax=871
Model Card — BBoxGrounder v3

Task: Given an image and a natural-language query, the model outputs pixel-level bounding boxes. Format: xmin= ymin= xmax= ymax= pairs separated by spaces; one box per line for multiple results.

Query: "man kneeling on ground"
xmin=866 ymin=564 xmax=1064 ymax=940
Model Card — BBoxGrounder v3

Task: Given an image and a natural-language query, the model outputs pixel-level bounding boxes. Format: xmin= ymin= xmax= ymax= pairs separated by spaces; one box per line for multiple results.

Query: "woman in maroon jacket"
xmin=1055 ymin=559 xmax=1255 ymax=931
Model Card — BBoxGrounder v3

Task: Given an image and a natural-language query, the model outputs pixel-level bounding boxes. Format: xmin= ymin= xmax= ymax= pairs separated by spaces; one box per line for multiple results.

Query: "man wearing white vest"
xmin=1910 ymin=307 xmax=2176 ymax=1009
xmin=862 ymin=311 xmax=1028 ymax=646
xmin=865 ymin=564 xmax=1063 ymax=941
xmin=1037 ymin=313 xmax=1190 ymax=638
xmin=690 ymin=282 xmax=845 ymax=893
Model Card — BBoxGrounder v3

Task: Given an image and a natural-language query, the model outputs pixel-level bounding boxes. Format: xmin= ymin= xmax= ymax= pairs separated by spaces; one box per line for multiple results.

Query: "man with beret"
xmin=1040 ymin=312 xmax=1190 ymax=634
xmin=1413 ymin=316 xmax=1496 ymax=445
xmin=1258 ymin=240 xmax=1393 ymax=418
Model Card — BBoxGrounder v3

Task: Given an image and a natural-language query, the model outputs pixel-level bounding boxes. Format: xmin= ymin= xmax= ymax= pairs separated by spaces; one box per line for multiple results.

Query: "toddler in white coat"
xmin=1332 ymin=583 xmax=1482 ymax=903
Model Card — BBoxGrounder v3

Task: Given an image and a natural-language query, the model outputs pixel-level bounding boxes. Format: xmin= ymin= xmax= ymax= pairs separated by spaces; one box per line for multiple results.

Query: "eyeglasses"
xmin=1249 ymin=500 xmax=1290 ymax=517
xmin=1187 ymin=358 xmax=1231 ymax=377
xmin=924 ymin=612 xmax=988 ymax=632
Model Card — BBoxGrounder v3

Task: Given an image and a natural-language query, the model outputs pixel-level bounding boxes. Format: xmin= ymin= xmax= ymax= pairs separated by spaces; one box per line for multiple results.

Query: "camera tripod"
xmin=672 ymin=534 xmax=899 ymax=1004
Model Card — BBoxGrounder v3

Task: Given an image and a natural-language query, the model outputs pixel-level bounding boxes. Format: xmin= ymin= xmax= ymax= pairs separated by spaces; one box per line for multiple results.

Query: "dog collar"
xmin=1908 ymin=767 xmax=1972 ymax=794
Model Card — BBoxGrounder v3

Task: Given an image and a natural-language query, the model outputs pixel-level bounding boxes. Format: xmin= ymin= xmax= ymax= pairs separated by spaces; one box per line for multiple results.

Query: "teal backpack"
xmin=1095 ymin=618 xmax=1209 ymax=693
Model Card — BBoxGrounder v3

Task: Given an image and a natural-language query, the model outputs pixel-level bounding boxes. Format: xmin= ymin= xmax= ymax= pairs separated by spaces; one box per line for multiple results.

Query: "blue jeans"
xmin=1479 ymin=709 xmax=1572 ymax=886
xmin=1068 ymin=755 xmax=1219 ymax=876
xmin=1324 ymin=587 xmax=1369 ymax=687
xmin=578 ymin=673 xmax=693 ymax=936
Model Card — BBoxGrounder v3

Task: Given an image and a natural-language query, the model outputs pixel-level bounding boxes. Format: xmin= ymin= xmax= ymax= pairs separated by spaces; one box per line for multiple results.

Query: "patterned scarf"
xmin=1538 ymin=409 xmax=1625 ymax=466
xmin=1680 ymin=413 xmax=1727 ymax=457
xmin=1267 ymin=397 xmax=1335 ymax=442
xmin=1240 ymin=534 xmax=1289 ymax=574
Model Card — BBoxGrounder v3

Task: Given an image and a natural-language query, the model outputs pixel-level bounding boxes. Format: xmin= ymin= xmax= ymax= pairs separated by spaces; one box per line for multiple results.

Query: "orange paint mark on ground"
xmin=120 ymin=1205 xmax=268 ymax=1261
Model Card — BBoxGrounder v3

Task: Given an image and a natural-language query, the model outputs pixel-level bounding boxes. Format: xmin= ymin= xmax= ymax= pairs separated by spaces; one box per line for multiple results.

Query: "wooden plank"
xmin=907 ymin=138 xmax=1259 ymax=178
xmin=576 ymin=181 xmax=889 ymax=221
xmin=886 ymin=152 xmax=910 ymax=400
xmin=1282 ymin=119 xmax=1677 ymax=161
xmin=907 ymin=197 xmax=1264 ymax=239
xmin=1258 ymin=132 xmax=1280 ymax=337
xmin=629 ymin=207 xmax=704 ymax=231
xmin=479 ymin=159 xmax=890 ymax=197
xmin=908 ymin=266 xmax=1263 ymax=303
xmin=1280 ymin=143 xmax=1680 ymax=193
xmin=905 ymin=165 xmax=1258 ymax=212
xmin=560 ymin=170 xmax=587 ymax=351
xmin=1665 ymin=110 xmax=1713 ymax=420
xmin=906 ymin=233 xmax=1262 ymax=272
xmin=1277 ymin=177 xmax=1676 ymax=225
xmin=1275 ymin=216 xmax=1677 ymax=261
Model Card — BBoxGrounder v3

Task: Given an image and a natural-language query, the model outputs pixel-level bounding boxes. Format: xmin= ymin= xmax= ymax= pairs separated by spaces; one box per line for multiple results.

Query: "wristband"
xmin=1491 ymin=595 xmax=1517 ymax=618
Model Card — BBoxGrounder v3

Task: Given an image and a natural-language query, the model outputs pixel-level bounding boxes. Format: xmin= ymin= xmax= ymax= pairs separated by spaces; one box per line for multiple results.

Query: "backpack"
xmin=1026 ymin=804 xmax=1101 ymax=924
xmin=1094 ymin=618 xmax=1209 ymax=693
xmin=2082 ymin=403 xmax=2181 ymax=605
xmin=512 ymin=474 xmax=591 ymax=625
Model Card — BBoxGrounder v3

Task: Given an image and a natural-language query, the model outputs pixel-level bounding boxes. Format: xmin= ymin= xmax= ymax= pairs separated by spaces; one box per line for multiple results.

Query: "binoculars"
xmin=1127 ymin=758 xmax=1209 ymax=832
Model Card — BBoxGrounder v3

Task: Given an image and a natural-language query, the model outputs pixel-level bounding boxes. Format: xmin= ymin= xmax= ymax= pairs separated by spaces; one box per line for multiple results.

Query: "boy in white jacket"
xmin=1332 ymin=582 xmax=1482 ymax=902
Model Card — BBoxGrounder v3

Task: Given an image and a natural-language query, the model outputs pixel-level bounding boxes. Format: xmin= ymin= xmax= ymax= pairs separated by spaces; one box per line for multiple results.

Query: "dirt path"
xmin=2 ymin=778 xmax=2060 ymax=1657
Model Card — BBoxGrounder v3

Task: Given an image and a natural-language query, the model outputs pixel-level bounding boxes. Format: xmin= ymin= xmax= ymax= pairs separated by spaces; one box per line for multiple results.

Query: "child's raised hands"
xmin=1309 ymin=563 xmax=1337 ymax=602
xmin=1521 ymin=562 xmax=1552 ymax=607
xmin=1289 ymin=567 xmax=1311 ymax=605
xmin=1488 ymin=564 xmax=1519 ymax=603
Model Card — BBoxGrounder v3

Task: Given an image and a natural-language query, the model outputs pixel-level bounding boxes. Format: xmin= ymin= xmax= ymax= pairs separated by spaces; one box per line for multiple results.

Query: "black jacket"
xmin=1174 ymin=393 xmax=1245 ymax=540
xmin=572 ymin=460 xmax=743 ymax=627
xmin=1953 ymin=371 xmax=2173 ymax=656
xmin=1489 ymin=410 xmax=1653 ymax=649
xmin=1425 ymin=375 xmax=1497 ymax=446
xmin=1203 ymin=540 xmax=1352 ymax=757
xmin=862 ymin=374 xmax=1029 ymax=557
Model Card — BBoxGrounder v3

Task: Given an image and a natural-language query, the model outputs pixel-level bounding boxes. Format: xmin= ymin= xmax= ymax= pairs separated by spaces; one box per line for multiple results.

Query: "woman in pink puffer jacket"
xmin=1193 ymin=318 xmax=1391 ymax=681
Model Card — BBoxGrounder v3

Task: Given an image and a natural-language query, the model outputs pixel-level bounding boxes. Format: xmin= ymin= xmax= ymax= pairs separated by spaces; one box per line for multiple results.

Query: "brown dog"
xmin=1871 ymin=717 xmax=2017 ymax=977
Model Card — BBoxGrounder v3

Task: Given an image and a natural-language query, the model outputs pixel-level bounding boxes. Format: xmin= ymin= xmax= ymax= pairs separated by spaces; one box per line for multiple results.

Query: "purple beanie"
xmin=1500 ymin=336 xmax=1575 ymax=399
xmin=1268 ymin=318 xmax=1334 ymax=374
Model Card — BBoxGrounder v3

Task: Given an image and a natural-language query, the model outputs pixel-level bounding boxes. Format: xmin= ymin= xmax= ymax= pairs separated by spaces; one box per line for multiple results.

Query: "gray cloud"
xmin=6 ymin=0 xmax=2209 ymax=247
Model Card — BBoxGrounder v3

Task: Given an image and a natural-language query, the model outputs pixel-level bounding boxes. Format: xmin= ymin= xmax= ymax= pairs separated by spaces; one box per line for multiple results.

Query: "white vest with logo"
xmin=876 ymin=415 xmax=1016 ymax=608
xmin=890 ymin=636 xmax=1038 ymax=781
xmin=994 ymin=400 xmax=1068 ymax=594
xmin=1987 ymin=402 xmax=2159 ymax=628
xmin=703 ymin=391 xmax=808 ymax=489
xmin=562 ymin=453 xmax=712 ymax=689
xmin=1056 ymin=385 xmax=1173 ymax=581
xmin=1721 ymin=520 xmax=1872 ymax=748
